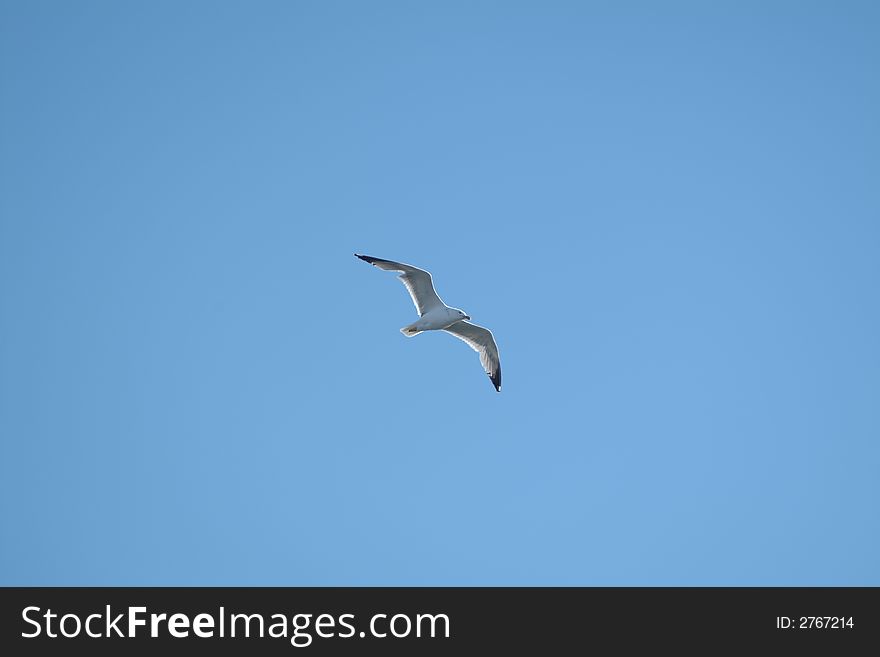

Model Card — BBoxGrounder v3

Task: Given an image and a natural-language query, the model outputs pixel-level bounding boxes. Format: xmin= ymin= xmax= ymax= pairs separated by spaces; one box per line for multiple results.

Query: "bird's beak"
xmin=464 ymin=315 xmax=471 ymax=320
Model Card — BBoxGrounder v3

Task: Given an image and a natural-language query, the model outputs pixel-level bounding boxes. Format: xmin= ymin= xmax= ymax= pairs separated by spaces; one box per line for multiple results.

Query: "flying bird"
xmin=355 ymin=254 xmax=502 ymax=392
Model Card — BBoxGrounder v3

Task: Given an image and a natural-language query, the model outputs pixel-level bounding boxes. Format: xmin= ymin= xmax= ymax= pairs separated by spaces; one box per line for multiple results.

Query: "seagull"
xmin=355 ymin=254 xmax=502 ymax=392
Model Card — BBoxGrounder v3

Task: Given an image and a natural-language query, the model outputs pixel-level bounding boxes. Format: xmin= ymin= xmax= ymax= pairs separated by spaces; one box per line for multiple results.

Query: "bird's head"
xmin=452 ymin=308 xmax=470 ymax=321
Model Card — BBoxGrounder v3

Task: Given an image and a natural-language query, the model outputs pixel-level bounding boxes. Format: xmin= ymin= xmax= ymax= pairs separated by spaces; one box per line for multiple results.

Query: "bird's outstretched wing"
xmin=443 ymin=321 xmax=502 ymax=392
xmin=355 ymin=254 xmax=445 ymax=316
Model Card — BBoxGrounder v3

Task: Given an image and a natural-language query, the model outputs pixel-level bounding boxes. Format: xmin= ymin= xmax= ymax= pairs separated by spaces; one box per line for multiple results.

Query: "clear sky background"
xmin=1 ymin=1 xmax=878 ymax=585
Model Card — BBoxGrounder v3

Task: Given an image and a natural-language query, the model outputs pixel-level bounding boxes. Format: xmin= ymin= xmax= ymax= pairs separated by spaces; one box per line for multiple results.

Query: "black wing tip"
xmin=355 ymin=253 xmax=390 ymax=267
xmin=490 ymin=371 xmax=501 ymax=392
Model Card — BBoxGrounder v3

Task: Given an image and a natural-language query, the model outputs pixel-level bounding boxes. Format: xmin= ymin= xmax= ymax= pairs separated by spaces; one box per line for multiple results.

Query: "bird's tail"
xmin=400 ymin=324 xmax=422 ymax=337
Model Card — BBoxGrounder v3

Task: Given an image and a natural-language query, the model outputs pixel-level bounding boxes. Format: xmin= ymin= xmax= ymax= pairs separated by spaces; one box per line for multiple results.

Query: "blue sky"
xmin=1 ymin=1 xmax=878 ymax=585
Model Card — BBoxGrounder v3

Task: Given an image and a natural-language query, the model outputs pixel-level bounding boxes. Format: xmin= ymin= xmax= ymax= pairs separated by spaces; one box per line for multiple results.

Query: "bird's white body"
xmin=402 ymin=306 xmax=469 ymax=335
